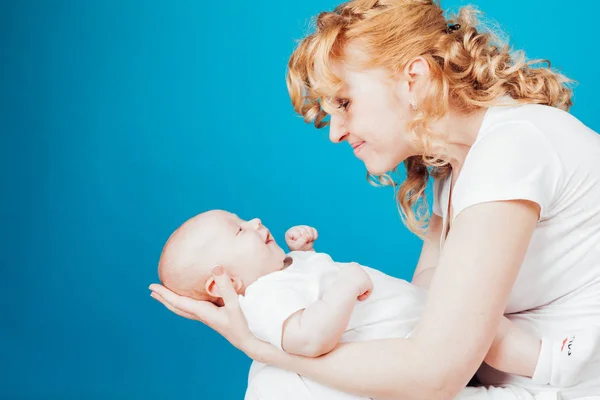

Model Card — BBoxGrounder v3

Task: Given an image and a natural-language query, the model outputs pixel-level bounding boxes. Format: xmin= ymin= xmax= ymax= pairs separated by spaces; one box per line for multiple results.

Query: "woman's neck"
xmin=430 ymin=107 xmax=489 ymax=177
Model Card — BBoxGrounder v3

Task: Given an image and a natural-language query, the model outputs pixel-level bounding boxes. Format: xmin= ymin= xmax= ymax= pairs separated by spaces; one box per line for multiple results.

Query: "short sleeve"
xmin=453 ymin=122 xmax=561 ymax=221
xmin=432 ymin=177 xmax=446 ymax=217
xmin=238 ymin=258 xmax=336 ymax=349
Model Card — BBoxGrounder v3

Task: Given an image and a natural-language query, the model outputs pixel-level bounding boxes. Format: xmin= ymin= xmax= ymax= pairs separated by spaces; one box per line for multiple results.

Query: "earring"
xmin=410 ymin=96 xmax=418 ymax=111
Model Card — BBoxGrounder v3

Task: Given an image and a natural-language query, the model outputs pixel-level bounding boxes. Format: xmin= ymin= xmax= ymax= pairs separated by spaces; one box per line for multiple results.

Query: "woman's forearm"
xmin=484 ymin=316 xmax=540 ymax=377
xmin=254 ymin=337 xmax=464 ymax=400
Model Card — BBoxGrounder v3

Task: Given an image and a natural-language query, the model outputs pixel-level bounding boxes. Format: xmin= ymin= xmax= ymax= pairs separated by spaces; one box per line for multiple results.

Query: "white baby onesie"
xmin=238 ymin=250 xmax=426 ymax=350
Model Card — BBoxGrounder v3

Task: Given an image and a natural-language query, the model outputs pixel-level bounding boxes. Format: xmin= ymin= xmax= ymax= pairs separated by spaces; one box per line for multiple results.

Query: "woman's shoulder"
xmin=477 ymin=102 xmax=600 ymax=169
xmin=453 ymin=104 xmax=568 ymax=220
xmin=479 ymin=102 xmax=594 ymax=143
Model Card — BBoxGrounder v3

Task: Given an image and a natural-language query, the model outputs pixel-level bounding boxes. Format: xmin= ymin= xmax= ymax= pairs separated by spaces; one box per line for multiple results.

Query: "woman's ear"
xmin=404 ymin=56 xmax=430 ymax=81
xmin=402 ymin=56 xmax=430 ymax=94
xmin=394 ymin=56 xmax=431 ymax=109
xmin=205 ymin=268 xmax=243 ymax=298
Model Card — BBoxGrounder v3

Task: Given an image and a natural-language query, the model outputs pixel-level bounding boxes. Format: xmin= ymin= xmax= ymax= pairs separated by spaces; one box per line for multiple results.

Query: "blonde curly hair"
xmin=286 ymin=0 xmax=574 ymax=237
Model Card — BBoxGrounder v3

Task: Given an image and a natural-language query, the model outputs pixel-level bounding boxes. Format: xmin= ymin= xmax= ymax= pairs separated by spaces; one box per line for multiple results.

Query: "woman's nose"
xmin=329 ymin=113 xmax=348 ymax=144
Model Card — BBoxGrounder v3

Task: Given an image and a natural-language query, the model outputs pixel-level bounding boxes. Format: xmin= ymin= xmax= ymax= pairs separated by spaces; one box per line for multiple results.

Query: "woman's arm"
xmin=411 ymin=214 xmax=442 ymax=288
xmin=150 ymin=200 xmax=539 ymax=399
xmin=411 ymin=214 xmax=541 ymax=379
xmin=484 ymin=316 xmax=541 ymax=378
xmin=261 ymin=200 xmax=538 ymax=399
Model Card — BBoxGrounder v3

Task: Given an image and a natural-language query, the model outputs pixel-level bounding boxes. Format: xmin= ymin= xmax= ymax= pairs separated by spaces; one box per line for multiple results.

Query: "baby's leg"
xmin=485 ymin=317 xmax=600 ymax=388
xmin=245 ymin=361 xmax=369 ymax=400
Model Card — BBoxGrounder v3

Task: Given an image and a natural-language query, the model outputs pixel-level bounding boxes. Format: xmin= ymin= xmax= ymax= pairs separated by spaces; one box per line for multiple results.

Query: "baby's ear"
xmin=204 ymin=267 xmax=243 ymax=298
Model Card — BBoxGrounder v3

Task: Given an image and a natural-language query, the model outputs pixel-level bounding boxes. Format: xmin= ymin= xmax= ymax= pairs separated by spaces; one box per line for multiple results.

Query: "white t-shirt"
xmin=433 ymin=103 xmax=600 ymax=398
xmin=238 ymin=251 xmax=426 ymax=350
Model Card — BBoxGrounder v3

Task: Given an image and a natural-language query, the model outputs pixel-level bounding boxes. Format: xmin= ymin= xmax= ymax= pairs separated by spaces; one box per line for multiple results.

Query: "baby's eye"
xmin=236 ymin=227 xmax=242 ymax=235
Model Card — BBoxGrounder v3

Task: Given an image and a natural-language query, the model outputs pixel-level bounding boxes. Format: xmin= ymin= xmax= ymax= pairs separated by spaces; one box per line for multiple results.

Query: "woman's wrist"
xmin=246 ymin=337 xmax=285 ymax=365
xmin=249 ymin=337 xmax=313 ymax=374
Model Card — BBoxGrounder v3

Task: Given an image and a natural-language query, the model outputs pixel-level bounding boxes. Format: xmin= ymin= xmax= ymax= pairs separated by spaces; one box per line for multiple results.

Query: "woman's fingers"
xmin=211 ymin=266 xmax=241 ymax=310
xmin=211 ymin=265 xmax=257 ymax=351
xmin=149 ymin=271 xmax=265 ymax=357
xmin=149 ymin=283 xmax=195 ymax=313
xmin=151 ymin=292 xmax=197 ymax=320
xmin=148 ymin=283 xmax=221 ymax=325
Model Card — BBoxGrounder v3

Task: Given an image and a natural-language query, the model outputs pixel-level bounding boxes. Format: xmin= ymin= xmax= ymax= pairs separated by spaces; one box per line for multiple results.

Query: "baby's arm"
xmin=281 ymin=263 xmax=372 ymax=357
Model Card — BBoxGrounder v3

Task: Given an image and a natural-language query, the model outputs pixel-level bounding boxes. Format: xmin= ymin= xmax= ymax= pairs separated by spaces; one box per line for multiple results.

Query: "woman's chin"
xmin=365 ymin=161 xmax=394 ymax=177
xmin=364 ymin=153 xmax=407 ymax=177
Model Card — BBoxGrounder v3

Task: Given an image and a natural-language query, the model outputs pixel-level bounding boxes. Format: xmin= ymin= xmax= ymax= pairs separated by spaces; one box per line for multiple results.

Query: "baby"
xmin=158 ymin=210 xmax=599 ymax=399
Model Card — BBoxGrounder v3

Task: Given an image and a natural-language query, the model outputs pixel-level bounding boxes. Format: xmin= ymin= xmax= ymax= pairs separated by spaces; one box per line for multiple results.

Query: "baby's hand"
xmin=339 ymin=263 xmax=373 ymax=301
xmin=285 ymin=225 xmax=318 ymax=251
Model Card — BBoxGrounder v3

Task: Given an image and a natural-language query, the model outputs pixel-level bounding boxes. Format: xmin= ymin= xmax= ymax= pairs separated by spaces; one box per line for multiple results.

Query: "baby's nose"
xmin=250 ymin=218 xmax=262 ymax=229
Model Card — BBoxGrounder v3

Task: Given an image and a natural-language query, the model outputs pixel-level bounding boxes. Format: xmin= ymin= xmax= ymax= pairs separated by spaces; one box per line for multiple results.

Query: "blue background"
xmin=2 ymin=0 xmax=598 ymax=398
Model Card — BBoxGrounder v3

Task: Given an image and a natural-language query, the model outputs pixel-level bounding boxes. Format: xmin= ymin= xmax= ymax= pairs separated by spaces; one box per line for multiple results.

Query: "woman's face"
xmin=327 ymin=57 xmax=425 ymax=175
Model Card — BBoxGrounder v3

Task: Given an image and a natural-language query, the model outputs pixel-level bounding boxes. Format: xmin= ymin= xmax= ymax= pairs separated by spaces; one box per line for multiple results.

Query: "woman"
xmin=149 ymin=0 xmax=600 ymax=398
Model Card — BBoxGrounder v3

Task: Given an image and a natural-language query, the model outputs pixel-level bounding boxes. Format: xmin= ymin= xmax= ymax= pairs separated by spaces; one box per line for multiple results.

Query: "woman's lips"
xmin=352 ymin=141 xmax=365 ymax=154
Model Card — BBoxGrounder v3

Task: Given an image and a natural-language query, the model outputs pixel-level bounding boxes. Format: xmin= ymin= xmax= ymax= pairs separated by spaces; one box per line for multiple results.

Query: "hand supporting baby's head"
xmin=158 ymin=210 xmax=287 ymax=303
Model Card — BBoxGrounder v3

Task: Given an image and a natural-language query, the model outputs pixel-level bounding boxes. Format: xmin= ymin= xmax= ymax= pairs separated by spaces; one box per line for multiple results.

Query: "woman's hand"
xmin=149 ymin=265 xmax=265 ymax=358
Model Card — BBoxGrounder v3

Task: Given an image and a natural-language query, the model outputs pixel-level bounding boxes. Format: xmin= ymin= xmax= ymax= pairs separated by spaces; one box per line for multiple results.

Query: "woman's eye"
xmin=337 ymin=98 xmax=350 ymax=110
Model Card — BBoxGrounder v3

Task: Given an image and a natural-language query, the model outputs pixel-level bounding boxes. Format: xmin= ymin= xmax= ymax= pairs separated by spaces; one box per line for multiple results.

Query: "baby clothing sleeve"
xmin=238 ymin=259 xmax=333 ymax=350
xmin=452 ymin=121 xmax=562 ymax=221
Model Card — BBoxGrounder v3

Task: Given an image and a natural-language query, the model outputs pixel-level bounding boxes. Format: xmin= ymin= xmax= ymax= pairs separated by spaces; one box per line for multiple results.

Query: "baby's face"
xmin=200 ymin=210 xmax=286 ymax=291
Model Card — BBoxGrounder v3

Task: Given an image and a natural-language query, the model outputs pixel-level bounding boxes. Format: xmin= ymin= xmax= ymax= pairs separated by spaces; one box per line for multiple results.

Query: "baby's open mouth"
xmin=265 ymin=231 xmax=273 ymax=244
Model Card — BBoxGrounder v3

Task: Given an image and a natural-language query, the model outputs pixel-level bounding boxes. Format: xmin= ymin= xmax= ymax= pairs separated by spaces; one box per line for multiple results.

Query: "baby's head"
xmin=158 ymin=210 xmax=287 ymax=304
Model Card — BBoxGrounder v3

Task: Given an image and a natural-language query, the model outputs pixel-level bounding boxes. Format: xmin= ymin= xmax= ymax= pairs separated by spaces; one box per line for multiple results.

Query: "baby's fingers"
xmin=293 ymin=234 xmax=310 ymax=249
xmin=286 ymin=227 xmax=301 ymax=241
xmin=299 ymin=226 xmax=310 ymax=239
